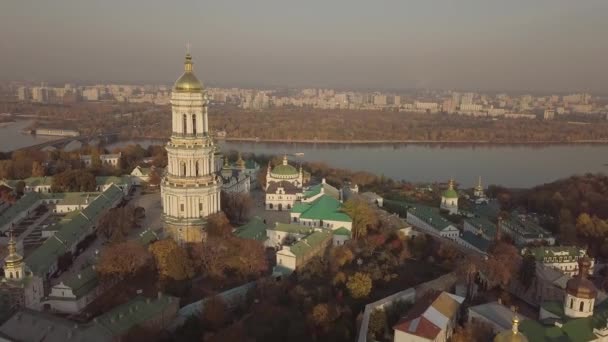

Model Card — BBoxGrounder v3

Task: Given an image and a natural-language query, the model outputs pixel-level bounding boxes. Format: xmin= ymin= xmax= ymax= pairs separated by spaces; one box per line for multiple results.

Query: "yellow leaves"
xmin=149 ymin=238 xmax=194 ymax=281
xmin=346 ymin=272 xmax=372 ymax=299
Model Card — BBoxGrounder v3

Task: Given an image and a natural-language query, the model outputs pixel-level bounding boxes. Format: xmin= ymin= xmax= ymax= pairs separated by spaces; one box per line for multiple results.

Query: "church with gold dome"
xmin=0 ymin=232 xmax=44 ymax=311
xmin=160 ymin=52 xmax=221 ymax=245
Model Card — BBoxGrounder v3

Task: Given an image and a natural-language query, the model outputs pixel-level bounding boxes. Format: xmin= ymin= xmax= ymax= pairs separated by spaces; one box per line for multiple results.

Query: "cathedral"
xmin=161 ymin=53 xmax=221 ymax=245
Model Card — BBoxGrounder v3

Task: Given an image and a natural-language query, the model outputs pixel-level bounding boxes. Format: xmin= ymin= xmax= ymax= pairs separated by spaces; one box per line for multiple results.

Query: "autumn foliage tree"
xmin=343 ymin=199 xmax=378 ymax=239
xmin=201 ymin=295 xmax=228 ymax=331
xmin=97 ymin=241 xmax=151 ymax=280
xmin=149 ymin=238 xmax=194 ymax=282
xmin=206 ymin=212 xmax=233 ymax=237
xmin=221 ymin=191 xmax=254 ymax=224
xmin=346 ymin=272 xmax=372 ymax=299
xmin=97 ymin=205 xmax=137 ymax=242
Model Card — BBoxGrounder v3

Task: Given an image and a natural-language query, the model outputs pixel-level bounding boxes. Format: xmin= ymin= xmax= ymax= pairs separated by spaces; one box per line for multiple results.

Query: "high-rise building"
xmin=17 ymin=87 xmax=30 ymax=101
xmin=161 ymin=53 xmax=221 ymax=245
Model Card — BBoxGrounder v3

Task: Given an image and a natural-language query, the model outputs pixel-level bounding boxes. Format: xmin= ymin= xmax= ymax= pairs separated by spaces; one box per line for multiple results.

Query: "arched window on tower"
xmin=182 ymin=114 xmax=188 ymax=134
xmin=192 ymin=114 xmax=197 ymax=135
xmin=195 ymin=161 xmax=200 ymax=176
xmin=181 ymin=162 xmax=187 ymax=177
xmin=580 ymin=301 xmax=585 ymax=312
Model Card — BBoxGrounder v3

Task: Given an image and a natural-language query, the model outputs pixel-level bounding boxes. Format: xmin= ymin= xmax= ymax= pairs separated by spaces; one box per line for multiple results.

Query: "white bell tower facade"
xmin=161 ymin=53 xmax=221 ymax=245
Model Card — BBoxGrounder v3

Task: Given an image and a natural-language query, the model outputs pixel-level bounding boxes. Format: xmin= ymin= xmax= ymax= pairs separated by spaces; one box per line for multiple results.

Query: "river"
xmin=103 ymin=139 xmax=608 ymax=188
xmin=0 ymin=120 xmax=61 ymax=152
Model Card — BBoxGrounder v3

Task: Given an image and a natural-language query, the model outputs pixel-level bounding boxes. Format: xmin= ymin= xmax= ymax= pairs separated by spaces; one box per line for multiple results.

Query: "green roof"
xmin=541 ymin=301 xmax=565 ymax=318
xmin=407 ymin=205 xmax=455 ymax=231
xmin=95 ymin=295 xmax=177 ymax=335
xmin=25 ymin=185 xmax=122 ymax=276
xmin=54 ymin=192 xmax=100 ymax=206
xmin=526 ymin=246 xmax=585 ymax=262
xmin=0 ymin=192 xmax=42 ymax=228
xmin=287 ymin=231 xmax=331 ymax=258
xmin=271 ymin=164 xmax=298 ymax=176
xmin=271 ymin=223 xmax=313 ymax=235
xmin=465 ymin=217 xmax=497 ymax=238
xmin=442 ymin=188 xmax=459 ymax=199
xmin=302 ymin=182 xmax=340 ymax=200
xmin=235 ymin=217 xmax=268 ymax=242
xmin=332 ymin=227 xmax=352 ymax=236
xmin=137 ymin=229 xmax=159 ymax=246
xmin=61 ymin=266 xmax=99 ymax=298
xmin=291 ymin=202 xmax=311 ymax=213
xmin=298 ymin=195 xmax=352 ymax=222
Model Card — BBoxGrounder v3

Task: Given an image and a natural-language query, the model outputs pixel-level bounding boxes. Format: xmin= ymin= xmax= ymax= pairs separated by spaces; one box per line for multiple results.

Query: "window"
xmin=199 ymin=203 xmax=203 ymax=211
xmin=570 ymin=298 xmax=574 ymax=309
xmin=195 ymin=161 xmax=200 ymax=176
xmin=180 ymin=204 xmax=185 ymax=212
xmin=182 ymin=114 xmax=187 ymax=134
xmin=182 ymin=162 xmax=187 ymax=177
xmin=580 ymin=301 xmax=584 ymax=312
xmin=192 ymin=114 xmax=197 ymax=135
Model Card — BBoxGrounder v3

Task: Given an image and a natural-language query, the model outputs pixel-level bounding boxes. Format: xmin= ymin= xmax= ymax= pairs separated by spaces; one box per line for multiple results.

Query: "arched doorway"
xmin=278 ymin=204 xmax=283 ymax=211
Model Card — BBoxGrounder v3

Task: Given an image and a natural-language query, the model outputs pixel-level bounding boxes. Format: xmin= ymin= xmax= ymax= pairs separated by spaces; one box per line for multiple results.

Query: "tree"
xmin=330 ymin=245 xmax=354 ymax=269
xmin=346 ymin=272 xmax=372 ymax=299
xmin=90 ymin=150 xmax=102 ymax=169
xmin=149 ymin=238 xmax=194 ymax=281
xmin=343 ymin=199 xmax=378 ymax=239
xmin=221 ymin=192 xmax=254 ymax=224
xmin=311 ymin=303 xmax=331 ymax=327
xmin=202 ymin=295 xmax=228 ymax=331
xmin=97 ymin=241 xmax=151 ymax=279
xmin=206 ymin=212 xmax=233 ymax=237
xmin=451 ymin=321 xmax=494 ymax=342
xmin=482 ymin=242 xmax=520 ymax=288
xmin=519 ymin=253 xmax=537 ymax=289
xmin=97 ymin=205 xmax=137 ymax=242
xmin=148 ymin=169 xmax=161 ymax=187
xmin=31 ymin=161 xmax=45 ymax=177
xmin=51 ymin=170 xmax=96 ymax=192
xmin=368 ymin=308 xmax=387 ymax=340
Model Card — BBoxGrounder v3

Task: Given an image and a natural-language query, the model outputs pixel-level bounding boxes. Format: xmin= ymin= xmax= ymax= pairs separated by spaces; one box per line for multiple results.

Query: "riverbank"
xmin=222 ymin=137 xmax=608 ymax=145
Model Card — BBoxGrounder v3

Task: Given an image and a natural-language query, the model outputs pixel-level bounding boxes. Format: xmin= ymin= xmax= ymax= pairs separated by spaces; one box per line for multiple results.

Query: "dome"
xmin=272 ymin=164 xmax=298 ymax=176
xmin=271 ymin=155 xmax=298 ymax=176
xmin=4 ymin=233 xmax=23 ymax=267
xmin=566 ymin=257 xmax=596 ymax=299
xmin=442 ymin=179 xmax=459 ymax=199
xmin=173 ymin=54 xmax=204 ymax=93
xmin=494 ymin=316 xmax=528 ymax=342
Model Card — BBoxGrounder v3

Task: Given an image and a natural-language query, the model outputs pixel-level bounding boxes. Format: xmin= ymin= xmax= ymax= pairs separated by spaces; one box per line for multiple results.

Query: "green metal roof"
xmin=303 ymin=182 xmax=340 ymax=200
xmin=298 ymin=195 xmax=352 ymax=222
xmin=0 ymin=192 xmax=42 ymax=228
xmin=235 ymin=217 xmax=268 ymax=242
xmin=271 ymin=164 xmax=298 ymax=176
xmin=25 ymin=237 xmax=66 ymax=276
xmin=465 ymin=217 xmax=497 ymax=238
xmin=332 ymin=227 xmax=352 ymax=236
xmin=95 ymin=295 xmax=178 ymax=335
xmin=407 ymin=205 xmax=455 ymax=231
xmin=291 ymin=202 xmax=311 ymax=213
xmin=62 ymin=266 xmax=99 ymax=298
xmin=287 ymin=231 xmax=331 ymax=258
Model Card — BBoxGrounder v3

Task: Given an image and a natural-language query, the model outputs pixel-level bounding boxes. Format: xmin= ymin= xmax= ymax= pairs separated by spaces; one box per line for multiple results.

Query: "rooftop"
xmin=407 ymin=205 xmax=456 ymax=231
xmin=298 ymin=195 xmax=352 ymax=222
xmin=285 ymin=231 xmax=332 ymax=258
xmin=235 ymin=217 xmax=268 ymax=242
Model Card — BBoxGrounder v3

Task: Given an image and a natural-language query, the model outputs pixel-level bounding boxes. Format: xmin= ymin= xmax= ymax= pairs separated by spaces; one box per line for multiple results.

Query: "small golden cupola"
xmin=494 ymin=315 xmax=528 ymax=342
xmin=4 ymin=231 xmax=25 ymax=281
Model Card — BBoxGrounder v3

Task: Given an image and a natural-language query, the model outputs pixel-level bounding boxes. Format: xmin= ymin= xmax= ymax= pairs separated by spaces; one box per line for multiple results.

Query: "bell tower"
xmin=161 ymin=52 xmax=221 ymax=245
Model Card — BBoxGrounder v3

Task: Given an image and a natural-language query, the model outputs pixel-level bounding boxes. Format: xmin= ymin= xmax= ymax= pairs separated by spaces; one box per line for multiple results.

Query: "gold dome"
xmin=173 ymin=53 xmax=204 ymax=93
xmin=4 ymin=232 xmax=23 ymax=267
xmin=494 ymin=316 xmax=528 ymax=342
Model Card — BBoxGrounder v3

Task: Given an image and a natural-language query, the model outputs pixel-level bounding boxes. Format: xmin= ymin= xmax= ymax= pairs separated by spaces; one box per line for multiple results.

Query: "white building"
xmin=265 ymin=156 xmax=304 ymax=211
xmin=80 ymin=153 xmax=121 ymax=168
xmin=161 ymin=53 xmax=221 ymax=245
xmin=522 ymin=246 xmax=592 ymax=277
xmin=406 ymin=205 xmax=460 ymax=240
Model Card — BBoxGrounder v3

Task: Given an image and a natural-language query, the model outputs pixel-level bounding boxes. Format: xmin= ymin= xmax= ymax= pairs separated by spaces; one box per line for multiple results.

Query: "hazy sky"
xmin=2 ymin=0 xmax=607 ymax=92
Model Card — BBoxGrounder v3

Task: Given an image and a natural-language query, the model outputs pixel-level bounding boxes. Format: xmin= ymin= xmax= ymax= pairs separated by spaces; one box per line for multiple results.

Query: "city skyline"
xmin=2 ymin=0 xmax=608 ymax=93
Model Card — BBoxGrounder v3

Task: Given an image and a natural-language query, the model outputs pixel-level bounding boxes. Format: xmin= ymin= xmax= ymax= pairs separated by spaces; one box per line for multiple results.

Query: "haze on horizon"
xmin=1 ymin=0 xmax=607 ymax=93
